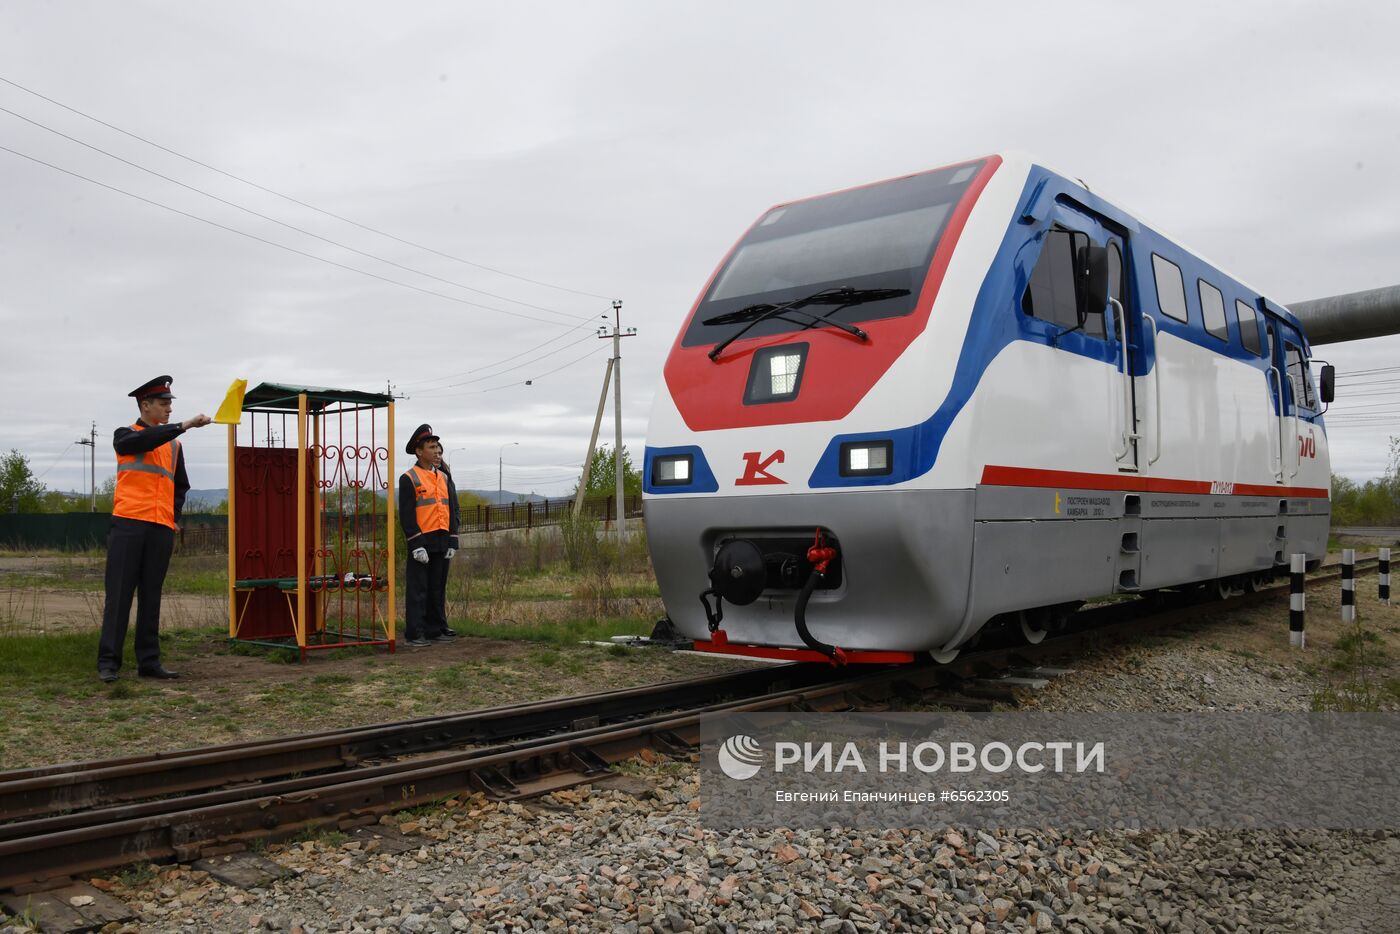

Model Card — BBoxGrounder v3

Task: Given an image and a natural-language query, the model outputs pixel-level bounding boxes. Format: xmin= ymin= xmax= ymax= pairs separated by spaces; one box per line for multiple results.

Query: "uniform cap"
xmin=405 ymin=423 xmax=439 ymax=455
xmin=129 ymin=375 xmax=175 ymax=400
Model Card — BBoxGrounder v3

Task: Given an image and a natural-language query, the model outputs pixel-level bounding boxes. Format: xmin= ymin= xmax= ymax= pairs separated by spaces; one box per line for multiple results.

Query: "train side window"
xmin=1022 ymin=228 xmax=1079 ymax=330
xmin=1285 ymin=342 xmax=1315 ymax=409
xmin=1236 ymin=300 xmax=1262 ymax=355
xmin=1151 ymin=253 xmax=1188 ymax=323
xmin=1198 ymin=280 xmax=1228 ymax=341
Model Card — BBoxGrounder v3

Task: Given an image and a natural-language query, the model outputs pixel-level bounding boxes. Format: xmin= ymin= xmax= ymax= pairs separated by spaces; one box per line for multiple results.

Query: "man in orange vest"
xmin=398 ymin=424 xmax=460 ymax=647
xmin=97 ymin=376 xmax=212 ymax=682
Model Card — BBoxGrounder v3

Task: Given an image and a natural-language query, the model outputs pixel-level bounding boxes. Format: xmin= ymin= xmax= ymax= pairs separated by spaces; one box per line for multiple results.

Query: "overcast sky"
xmin=2 ymin=0 xmax=1398 ymax=499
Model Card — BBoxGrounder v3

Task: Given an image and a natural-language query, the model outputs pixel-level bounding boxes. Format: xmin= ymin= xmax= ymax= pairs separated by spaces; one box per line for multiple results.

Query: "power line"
xmin=474 ymin=345 xmax=612 ymax=394
xmin=0 ymin=144 xmax=582 ymax=328
xmin=410 ymin=332 xmax=600 ymax=395
xmin=0 ymin=74 xmax=615 ymax=302
xmin=0 ymin=104 xmax=588 ymax=325
xmin=1335 ymin=366 xmax=1400 ymax=380
xmin=32 ymin=442 xmax=76 ymax=482
xmin=400 ymin=320 xmax=600 ymax=390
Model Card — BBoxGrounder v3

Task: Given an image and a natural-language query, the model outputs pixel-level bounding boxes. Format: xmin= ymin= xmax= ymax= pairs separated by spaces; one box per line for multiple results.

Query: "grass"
xmin=1312 ymin=615 xmax=1395 ymax=711
xmin=117 ymin=863 xmax=157 ymax=886
xmin=0 ymin=629 xmax=108 ymax=683
xmin=290 ymin=826 xmax=349 ymax=847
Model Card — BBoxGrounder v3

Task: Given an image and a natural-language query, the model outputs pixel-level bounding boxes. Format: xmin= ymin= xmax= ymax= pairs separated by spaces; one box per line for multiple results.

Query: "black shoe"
xmin=441 ymin=627 xmax=458 ymax=637
xmin=98 ymin=669 xmax=118 ymax=683
xmin=405 ymin=636 xmax=431 ymax=647
xmin=430 ymin=632 xmax=456 ymax=643
xmin=138 ymin=666 xmax=181 ymax=679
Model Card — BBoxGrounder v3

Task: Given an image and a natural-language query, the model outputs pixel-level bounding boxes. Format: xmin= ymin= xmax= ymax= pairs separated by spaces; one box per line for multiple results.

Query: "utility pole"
xmin=604 ymin=302 xmax=635 ymax=541
xmin=76 ymin=421 xmax=96 ymax=511
xmin=498 ymin=441 xmax=518 ymax=506
xmin=574 ymin=302 xmax=635 ymax=533
xmin=573 ymin=356 xmax=615 ymax=518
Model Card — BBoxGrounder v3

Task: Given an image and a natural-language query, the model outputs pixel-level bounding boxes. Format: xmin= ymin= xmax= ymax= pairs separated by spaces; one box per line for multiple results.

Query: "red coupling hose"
xmin=797 ymin=529 xmax=847 ymax=666
xmin=807 ymin=528 xmax=836 ymax=573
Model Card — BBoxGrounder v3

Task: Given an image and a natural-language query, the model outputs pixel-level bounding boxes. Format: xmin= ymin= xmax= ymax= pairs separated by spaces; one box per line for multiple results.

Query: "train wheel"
xmin=1243 ymin=571 xmax=1271 ymax=594
xmin=1018 ymin=609 xmax=1050 ymax=645
xmin=1216 ymin=576 xmax=1248 ymax=599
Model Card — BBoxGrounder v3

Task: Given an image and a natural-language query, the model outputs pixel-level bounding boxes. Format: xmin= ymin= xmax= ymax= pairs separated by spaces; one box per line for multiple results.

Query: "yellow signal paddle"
xmin=213 ymin=379 xmax=249 ymax=425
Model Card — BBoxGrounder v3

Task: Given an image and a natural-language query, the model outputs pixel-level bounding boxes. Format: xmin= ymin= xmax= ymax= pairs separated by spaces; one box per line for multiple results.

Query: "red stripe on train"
xmin=691 ymin=641 xmax=916 ymax=665
xmin=979 ymin=465 xmax=1328 ymax=499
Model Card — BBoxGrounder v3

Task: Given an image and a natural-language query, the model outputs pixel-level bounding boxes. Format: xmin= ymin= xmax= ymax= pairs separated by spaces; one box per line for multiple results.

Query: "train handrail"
xmin=1289 ymin=409 xmax=1302 ymax=479
xmin=1267 ymin=366 xmax=1285 ymax=480
xmin=1109 ymin=299 xmax=1133 ymax=461
xmin=1144 ymin=312 xmax=1163 ymax=466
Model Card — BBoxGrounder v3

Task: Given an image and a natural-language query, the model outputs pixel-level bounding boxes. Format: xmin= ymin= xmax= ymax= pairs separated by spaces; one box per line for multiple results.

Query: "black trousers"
xmin=98 ymin=517 xmax=175 ymax=672
xmin=404 ymin=550 xmax=449 ymax=641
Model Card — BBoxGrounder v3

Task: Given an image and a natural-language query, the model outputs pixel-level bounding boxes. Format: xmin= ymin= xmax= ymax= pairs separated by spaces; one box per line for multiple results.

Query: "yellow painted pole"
xmin=386 ymin=400 xmax=396 ymax=645
xmin=296 ymin=393 xmax=308 ymax=653
xmin=312 ymin=411 xmax=323 ymax=635
xmin=227 ymin=423 xmax=237 ymax=638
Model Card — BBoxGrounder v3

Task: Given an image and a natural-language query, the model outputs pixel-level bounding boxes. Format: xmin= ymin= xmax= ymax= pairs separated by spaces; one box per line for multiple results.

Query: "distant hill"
xmin=465 ymin=489 xmax=550 ymax=506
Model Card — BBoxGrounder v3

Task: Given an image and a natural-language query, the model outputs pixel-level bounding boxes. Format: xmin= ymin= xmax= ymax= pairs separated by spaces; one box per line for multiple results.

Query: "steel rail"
xmin=0 ymin=669 xmax=905 ymax=844
xmin=0 ymin=665 xmax=947 ymax=889
xmin=943 ymin=555 xmax=1383 ymax=679
xmin=0 ymin=662 xmax=845 ymax=822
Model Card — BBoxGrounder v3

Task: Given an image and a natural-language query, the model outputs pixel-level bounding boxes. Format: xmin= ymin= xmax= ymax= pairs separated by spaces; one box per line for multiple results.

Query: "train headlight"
xmin=744 ymin=343 xmax=809 ymax=405
xmin=839 ymin=440 xmax=893 ymax=477
xmin=652 ymin=454 xmax=693 ymax=486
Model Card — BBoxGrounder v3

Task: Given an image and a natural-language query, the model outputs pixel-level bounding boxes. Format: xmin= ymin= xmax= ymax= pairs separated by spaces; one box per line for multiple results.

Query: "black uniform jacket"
xmin=112 ymin=420 xmax=191 ymax=524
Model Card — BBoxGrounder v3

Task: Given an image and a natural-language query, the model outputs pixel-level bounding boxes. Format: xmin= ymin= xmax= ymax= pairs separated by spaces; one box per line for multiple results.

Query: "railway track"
xmin=0 ymin=554 xmax=1380 ymax=891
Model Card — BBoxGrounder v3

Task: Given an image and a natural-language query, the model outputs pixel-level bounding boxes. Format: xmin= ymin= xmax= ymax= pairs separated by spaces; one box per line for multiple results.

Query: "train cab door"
xmin=1103 ymin=235 xmax=1146 ymax=473
xmin=1263 ymin=308 xmax=1314 ymax=482
xmin=1021 ymin=204 xmax=1144 ymax=471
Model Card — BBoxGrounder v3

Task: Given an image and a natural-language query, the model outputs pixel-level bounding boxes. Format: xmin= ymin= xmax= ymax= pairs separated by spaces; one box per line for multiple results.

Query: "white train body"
xmin=643 ymin=154 xmax=1330 ymax=661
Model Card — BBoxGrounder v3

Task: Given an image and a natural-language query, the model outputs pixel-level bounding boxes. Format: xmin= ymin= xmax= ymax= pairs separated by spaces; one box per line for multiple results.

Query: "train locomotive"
xmin=642 ymin=153 xmax=1333 ymax=664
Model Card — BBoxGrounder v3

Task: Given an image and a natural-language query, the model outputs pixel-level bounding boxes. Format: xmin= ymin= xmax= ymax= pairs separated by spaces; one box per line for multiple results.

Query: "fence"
xmin=0 ymin=494 xmax=642 ymax=551
xmin=0 ymin=513 xmax=229 ymax=554
xmin=462 ymin=493 xmax=643 ymax=533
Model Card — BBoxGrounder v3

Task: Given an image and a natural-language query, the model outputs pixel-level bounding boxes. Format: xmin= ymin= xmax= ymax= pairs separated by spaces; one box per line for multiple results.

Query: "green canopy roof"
xmin=242 ymin=382 xmax=394 ymax=412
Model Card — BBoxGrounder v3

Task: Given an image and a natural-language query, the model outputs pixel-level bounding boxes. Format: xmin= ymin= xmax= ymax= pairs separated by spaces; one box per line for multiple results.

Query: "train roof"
xmin=996 ymin=151 xmax=1307 ymax=335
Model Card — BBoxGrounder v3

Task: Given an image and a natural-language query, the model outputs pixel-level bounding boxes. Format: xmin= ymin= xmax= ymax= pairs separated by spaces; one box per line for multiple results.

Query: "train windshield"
xmin=682 ymin=159 xmax=986 ymax=347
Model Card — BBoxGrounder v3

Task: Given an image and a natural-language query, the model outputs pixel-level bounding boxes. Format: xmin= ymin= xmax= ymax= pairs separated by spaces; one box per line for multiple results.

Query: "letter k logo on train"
xmin=736 ymin=450 xmax=786 ymax=486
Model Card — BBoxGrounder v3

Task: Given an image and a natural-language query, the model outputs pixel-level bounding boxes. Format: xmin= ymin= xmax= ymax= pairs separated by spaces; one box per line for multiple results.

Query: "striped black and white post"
xmin=1341 ymin=548 xmax=1356 ymax=625
xmin=1290 ymin=553 xmax=1306 ymax=648
xmin=1381 ymin=547 xmax=1391 ymax=605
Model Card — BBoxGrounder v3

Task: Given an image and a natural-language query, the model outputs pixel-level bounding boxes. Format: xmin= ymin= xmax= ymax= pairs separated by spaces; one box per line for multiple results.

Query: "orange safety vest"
xmin=113 ymin=423 xmax=180 ymax=529
xmin=406 ymin=466 xmax=451 ymax=535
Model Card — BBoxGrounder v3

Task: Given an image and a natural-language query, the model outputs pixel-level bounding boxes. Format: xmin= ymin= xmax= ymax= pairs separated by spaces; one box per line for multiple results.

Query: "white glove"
xmin=411 ymin=547 xmax=429 ymax=564
xmin=445 ymin=548 xmax=456 ymax=560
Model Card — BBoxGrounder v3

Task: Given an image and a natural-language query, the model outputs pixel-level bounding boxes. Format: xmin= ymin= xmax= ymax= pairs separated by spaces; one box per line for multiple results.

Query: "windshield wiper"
xmin=705 ymin=286 xmax=909 ymax=361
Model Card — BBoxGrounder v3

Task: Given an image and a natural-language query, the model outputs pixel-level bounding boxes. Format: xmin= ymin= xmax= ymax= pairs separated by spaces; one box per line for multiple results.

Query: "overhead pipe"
xmin=1288 ymin=285 xmax=1400 ymax=345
